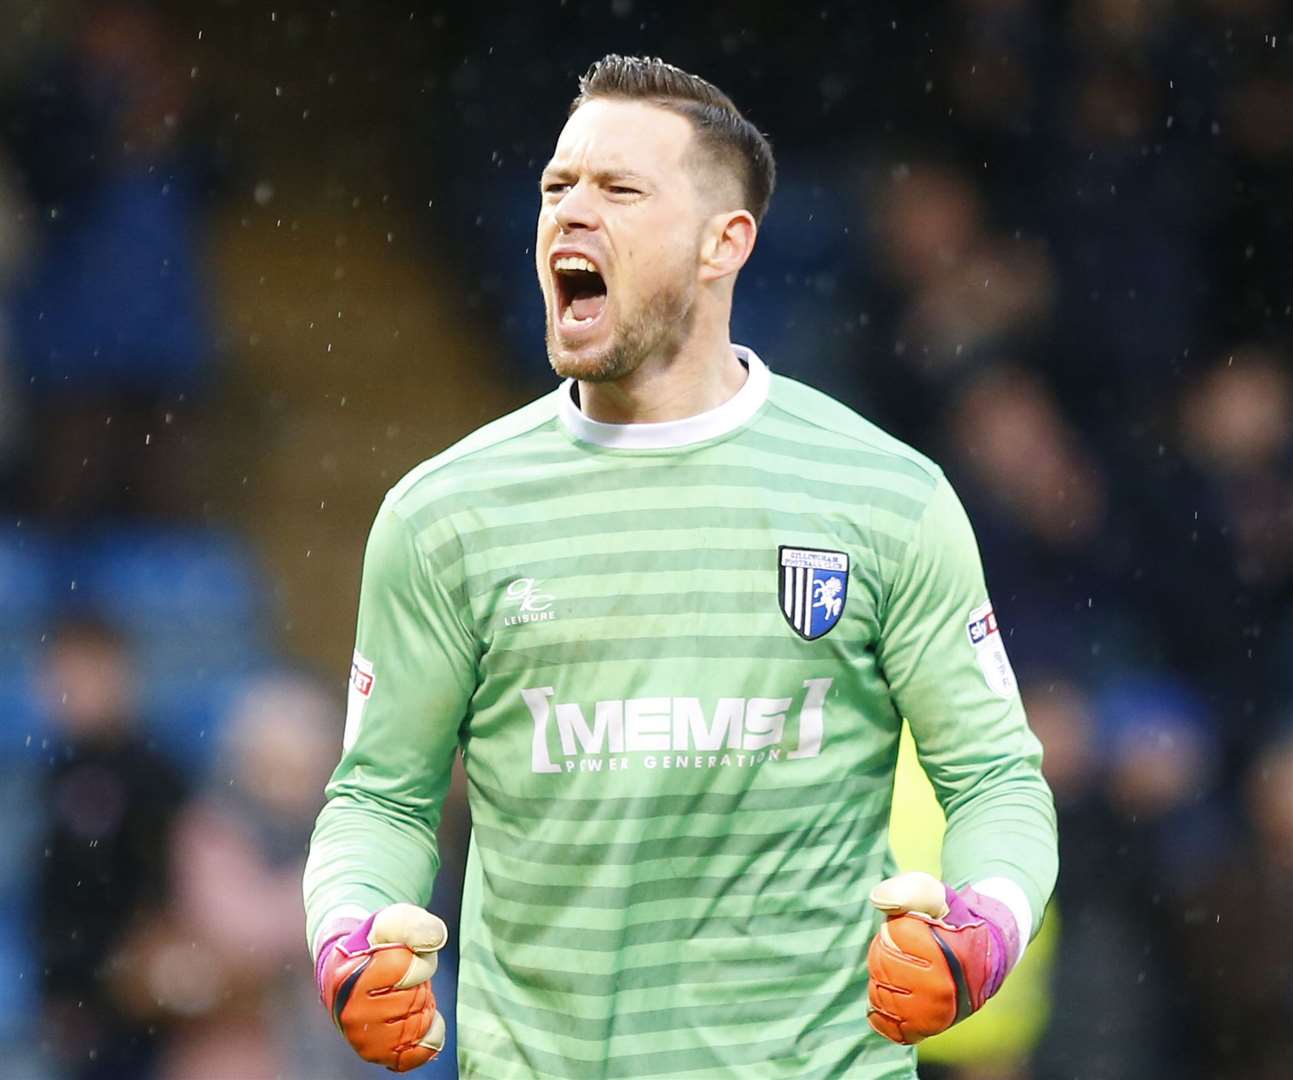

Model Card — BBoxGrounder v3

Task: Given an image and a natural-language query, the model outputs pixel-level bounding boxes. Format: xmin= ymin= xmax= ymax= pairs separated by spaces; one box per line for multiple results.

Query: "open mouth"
xmin=552 ymin=255 xmax=608 ymax=330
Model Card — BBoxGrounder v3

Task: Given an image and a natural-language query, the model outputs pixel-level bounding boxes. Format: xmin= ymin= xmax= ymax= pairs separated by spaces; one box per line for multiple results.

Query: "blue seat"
xmin=0 ymin=767 xmax=43 ymax=1043
xmin=734 ymin=164 xmax=865 ymax=399
xmin=59 ymin=527 xmax=270 ymax=773
xmin=0 ymin=531 xmax=55 ymax=757
xmin=0 ymin=900 xmax=39 ymax=1042
xmin=68 ymin=526 xmax=264 ymax=643
xmin=140 ymin=668 xmax=256 ymax=773
xmin=0 ymin=671 xmax=45 ymax=760
xmin=0 ymin=528 xmax=56 ymax=630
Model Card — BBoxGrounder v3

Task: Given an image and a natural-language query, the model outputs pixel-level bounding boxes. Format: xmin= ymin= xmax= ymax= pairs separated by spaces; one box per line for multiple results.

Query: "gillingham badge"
xmin=779 ymin=546 xmax=849 ymax=640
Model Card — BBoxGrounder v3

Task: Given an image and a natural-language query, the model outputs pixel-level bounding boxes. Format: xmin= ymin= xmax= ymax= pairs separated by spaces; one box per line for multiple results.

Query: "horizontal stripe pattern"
xmin=392 ymin=375 xmax=929 ymax=1078
xmin=479 ymin=895 xmax=875 ymax=954
xmin=479 ymin=852 xmax=865 ymax=913
xmin=486 ymin=635 xmax=827 ymax=672
xmin=472 ymin=810 xmax=888 ymax=873
xmin=409 ymin=462 xmax=928 ymax=533
xmin=469 ymin=769 xmax=889 ymax=821
xmin=462 ymin=981 xmax=855 ymax=1043
xmin=457 ymin=1015 xmax=905 ymax=1079
xmin=459 ymin=939 xmax=859 ymax=1000
xmin=435 ymin=505 xmax=870 ymax=567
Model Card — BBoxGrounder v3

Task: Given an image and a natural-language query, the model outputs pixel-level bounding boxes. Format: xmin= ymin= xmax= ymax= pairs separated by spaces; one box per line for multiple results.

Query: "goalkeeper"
xmin=306 ymin=54 xmax=1057 ymax=1078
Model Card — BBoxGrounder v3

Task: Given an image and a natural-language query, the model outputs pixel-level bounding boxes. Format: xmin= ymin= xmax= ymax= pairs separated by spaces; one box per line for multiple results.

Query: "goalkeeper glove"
xmin=315 ymin=904 xmax=448 ymax=1072
xmin=866 ymin=871 xmax=1020 ymax=1045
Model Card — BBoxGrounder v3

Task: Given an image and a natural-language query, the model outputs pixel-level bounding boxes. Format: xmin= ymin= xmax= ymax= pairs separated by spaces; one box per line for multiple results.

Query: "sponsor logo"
xmin=966 ymin=600 xmax=1017 ymax=699
xmin=350 ymin=659 xmax=374 ymax=697
xmin=501 ymin=577 xmax=557 ymax=626
xmin=522 ymin=678 xmax=833 ymax=774
xmin=344 ymin=650 xmax=376 ymax=750
xmin=966 ymin=606 xmax=998 ymax=646
xmin=779 ymin=547 xmax=849 ymax=640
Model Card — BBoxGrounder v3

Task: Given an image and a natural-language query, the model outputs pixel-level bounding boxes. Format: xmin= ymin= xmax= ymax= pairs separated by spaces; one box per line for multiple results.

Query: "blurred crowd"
xmin=0 ymin=3 xmax=415 ymax=1077
xmin=0 ymin=1 xmax=1291 ymax=1078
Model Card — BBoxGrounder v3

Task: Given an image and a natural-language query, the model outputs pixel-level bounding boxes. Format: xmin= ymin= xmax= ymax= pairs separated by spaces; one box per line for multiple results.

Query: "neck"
xmin=576 ymin=314 xmax=747 ymax=424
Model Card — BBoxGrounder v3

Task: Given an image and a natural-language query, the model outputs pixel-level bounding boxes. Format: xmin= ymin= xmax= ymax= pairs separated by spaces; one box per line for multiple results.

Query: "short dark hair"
xmin=571 ymin=54 xmax=776 ymax=225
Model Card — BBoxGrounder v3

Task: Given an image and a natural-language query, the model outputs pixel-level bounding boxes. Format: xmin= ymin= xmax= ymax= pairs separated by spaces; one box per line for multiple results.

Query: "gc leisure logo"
xmin=502 ymin=578 xmax=557 ymax=626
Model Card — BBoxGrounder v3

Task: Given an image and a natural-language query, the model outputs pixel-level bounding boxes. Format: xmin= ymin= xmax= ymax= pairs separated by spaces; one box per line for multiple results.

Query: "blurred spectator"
xmin=119 ymin=672 xmax=373 ymax=1080
xmin=949 ymin=367 xmax=1106 ymax=553
xmin=947 ymin=0 xmax=1044 ymax=141
xmin=862 ymin=161 xmax=1054 ymax=446
xmin=1179 ymin=348 xmax=1293 ymax=591
xmin=1029 ymin=675 xmax=1221 ymax=1080
xmin=36 ymin=615 xmax=188 ymax=1080
xmin=874 ymin=162 xmax=1055 ymax=362
xmin=0 ymin=147 xmax=31 ymax=497
xmin=1 ymin=1 xmax=218 ymax=521
xmin=939 ymin=367 xmax=1158 ymax=687
xmin=1201 ymin=0 xmax=1293 ymax=343
xmin=1025 ymin=676 xmax=1155 ymax=1080
xmin=1185 ymin=729 xmax=1293 ymax=1079
xmin=1097 ymin=677 xmax=1227 ymax=891
xmin=1038 ymin=3 xmax=1216 ymax=425
xmin=1127 ymin=347 xmax=1293 ymax=732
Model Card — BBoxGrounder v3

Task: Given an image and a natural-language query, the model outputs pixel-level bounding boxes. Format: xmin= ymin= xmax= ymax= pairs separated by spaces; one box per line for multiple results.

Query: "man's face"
xmin=537 ymin=98 xmax=708 ymax=381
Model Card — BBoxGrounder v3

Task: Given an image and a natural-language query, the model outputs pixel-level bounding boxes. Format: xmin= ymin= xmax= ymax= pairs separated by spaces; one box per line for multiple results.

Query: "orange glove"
xmin=316 ymin=904 xmax=448 ymax=1072
xmin=866 ymin=872 xmax=1018 ymax=1045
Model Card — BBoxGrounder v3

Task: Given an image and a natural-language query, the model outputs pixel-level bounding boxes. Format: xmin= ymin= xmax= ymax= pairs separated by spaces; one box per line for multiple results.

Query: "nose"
xmin=553 ymin=180 xmax=599 ymax=233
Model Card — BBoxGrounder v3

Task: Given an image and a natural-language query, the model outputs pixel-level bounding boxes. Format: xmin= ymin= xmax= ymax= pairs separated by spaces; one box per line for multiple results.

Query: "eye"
xmin=608 ymin=186 xmax=641 ymax=196
xmin=542 ymin=182 xmax=571 ymax=196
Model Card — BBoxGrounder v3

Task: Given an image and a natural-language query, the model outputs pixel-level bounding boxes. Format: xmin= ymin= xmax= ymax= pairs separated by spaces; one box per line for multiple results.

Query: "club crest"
xmin=779 ymin=546 xmax=849 ymax=640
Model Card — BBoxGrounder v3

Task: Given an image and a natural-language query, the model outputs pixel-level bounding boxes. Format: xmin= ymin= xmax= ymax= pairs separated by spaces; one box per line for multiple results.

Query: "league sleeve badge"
xmin=965 ymin=600 xmax=1018 ymax=699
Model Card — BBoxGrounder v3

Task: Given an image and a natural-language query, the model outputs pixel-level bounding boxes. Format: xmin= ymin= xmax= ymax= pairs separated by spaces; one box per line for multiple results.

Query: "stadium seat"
xmin=55 ymin=527 xmax=272 ymax=772
xmin=733 ymin=165 xmax=862 ymax=397
xmin=68 ymin=525 xmax=263 ymax=635
xmin=0 ymin=526 xmax=56 ymax=630
xmin=63 ymin=526 xmax=263 ymax=672
xmin=140 ymin=668 xmax=260 ymax=773
xmin=0 ymin=768 xmax=44 ymax=1047
xmin=0 ymin=674 xmax=45 ymax=759
xmin=0 ymin=530 xmax=56 ymax=757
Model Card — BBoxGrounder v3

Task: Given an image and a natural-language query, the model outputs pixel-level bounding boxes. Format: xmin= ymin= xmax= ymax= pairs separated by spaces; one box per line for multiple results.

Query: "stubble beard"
xmin=546 ymin=278 xmax=697 ymax=384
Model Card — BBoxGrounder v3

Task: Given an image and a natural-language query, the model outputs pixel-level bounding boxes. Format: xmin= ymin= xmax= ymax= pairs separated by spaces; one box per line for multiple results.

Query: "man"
xmin=37 ymin=616 xmax=189 ymax=1079
xmin=305 ymin=55 xmax=1057 ymax=1078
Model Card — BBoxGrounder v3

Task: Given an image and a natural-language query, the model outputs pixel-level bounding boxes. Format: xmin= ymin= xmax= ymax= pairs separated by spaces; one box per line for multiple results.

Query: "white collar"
xmin=557 ymin=345 xmax=769 ymax=450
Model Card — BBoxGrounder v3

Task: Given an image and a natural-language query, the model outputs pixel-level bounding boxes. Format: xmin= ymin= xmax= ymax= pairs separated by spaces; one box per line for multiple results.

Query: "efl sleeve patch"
xmin=344 ymin=650 xmax=376 ymax=749
xmin=966 ymin=601 xmax=1018 ymax=699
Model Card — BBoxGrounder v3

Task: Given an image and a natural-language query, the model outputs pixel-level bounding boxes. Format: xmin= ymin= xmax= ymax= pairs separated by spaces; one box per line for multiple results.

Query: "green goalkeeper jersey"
xmin=304 ymin=347 xmax=1057 ymax=1079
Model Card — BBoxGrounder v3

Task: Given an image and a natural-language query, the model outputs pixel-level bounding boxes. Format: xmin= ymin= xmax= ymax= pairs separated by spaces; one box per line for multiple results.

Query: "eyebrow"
xmin=540 ymin=164 xmax=650 ymax=186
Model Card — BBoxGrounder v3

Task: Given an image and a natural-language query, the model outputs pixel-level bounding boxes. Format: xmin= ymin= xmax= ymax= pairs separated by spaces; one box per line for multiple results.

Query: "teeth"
xmin=562 ymin=304 xmax=594 ymax=325
xmin=553 ymin=255 xmax=599 ymax=274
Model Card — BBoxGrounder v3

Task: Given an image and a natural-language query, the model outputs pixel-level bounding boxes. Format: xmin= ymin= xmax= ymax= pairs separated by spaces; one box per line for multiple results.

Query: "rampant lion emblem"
xmin=779 ymin=545 xmax=849 ymax=640
xmin=812 ymin=576 xmax=843 ymax=618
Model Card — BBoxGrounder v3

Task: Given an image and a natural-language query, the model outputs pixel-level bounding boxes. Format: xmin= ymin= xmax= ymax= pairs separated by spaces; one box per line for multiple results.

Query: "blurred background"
xmin=0 ymin=1 xmax=1289 ymax=1077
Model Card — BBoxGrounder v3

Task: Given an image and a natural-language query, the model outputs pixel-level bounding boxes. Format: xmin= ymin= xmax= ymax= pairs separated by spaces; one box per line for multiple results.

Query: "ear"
xmin=698 ymin=209 xmax=757 ymax=283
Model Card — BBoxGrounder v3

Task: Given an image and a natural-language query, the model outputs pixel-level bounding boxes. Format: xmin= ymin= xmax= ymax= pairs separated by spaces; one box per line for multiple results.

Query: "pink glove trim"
xmin=314 ymin=915 xmax=366 ymax=1000
xmin=942 ymin=884 xmax=1016 ymax=1000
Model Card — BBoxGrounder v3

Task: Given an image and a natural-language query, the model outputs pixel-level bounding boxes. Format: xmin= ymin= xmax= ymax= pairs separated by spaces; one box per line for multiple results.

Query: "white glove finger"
xmin=419 ymin=1010 xmax=447 ymax=1054
xmin=868 ymin=871 xmax=949 ymax=919
xmin=371 ymin=903 xmax=449 ymax=953
xmin=392 ymin=949 xmax=438 ymax=989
